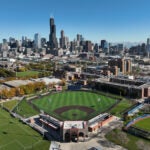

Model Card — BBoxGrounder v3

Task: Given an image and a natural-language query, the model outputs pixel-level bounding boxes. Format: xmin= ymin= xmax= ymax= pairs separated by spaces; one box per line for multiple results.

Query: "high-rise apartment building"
xmin=108 ymin=58 xmax=132 ymax=74
xmin=49 ymin=18 xmax=58 ymax=49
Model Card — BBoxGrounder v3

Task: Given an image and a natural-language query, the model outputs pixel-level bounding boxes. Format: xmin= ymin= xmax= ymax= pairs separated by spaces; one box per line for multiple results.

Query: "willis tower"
xmin=49 ymin=18 xmax=58 ymax=49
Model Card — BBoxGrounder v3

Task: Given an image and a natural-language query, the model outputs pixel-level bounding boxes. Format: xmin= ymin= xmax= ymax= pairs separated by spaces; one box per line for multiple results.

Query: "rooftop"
xmin=3 ymin=80 xmax=33 ymax=88
xmin=31 ymin=77 xmax=61 ymax=85
xmin=63 ymin=121 xmax=86 ymax=129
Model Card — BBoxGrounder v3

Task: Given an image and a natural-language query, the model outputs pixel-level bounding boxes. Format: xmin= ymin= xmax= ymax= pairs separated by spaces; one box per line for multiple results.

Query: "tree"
xmin=141 ymin=104 xmax=150 ymax=113
xmin=1 ymin=89 xmax=10 ymax=99
xmin=16 ymin=88 xmax=25 ymax=96
xmin=34 ymin=81 xmax=45 ymax=91
xmin=8 ymin=88 xmax=16 ymax=98
xmin=136 ymin=140 xmax=150 ymax=150
xmin=117 ymin=131 xmax=129 ymax=145
xmin=59 ymin=79 xmax=66 ymax=86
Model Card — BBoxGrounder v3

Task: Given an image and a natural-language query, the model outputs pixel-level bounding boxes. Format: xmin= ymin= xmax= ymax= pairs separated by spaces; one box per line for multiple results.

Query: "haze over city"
xmin=1 ymin=0 xmax=150 ymax=43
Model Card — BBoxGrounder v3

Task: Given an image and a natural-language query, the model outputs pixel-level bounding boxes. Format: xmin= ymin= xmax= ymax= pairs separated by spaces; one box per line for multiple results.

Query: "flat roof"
xmin=4 ymin=80 xmax=33 ymax=88
xmin=96 ymin=80 xmax=142 ymax=89
xmin=0 ymin=84 xmax=10 ymax=90
xmin=31 ymin=77 xmax=61 ymax=85
xmin=63 ymin=121 xmax=85 ymax=129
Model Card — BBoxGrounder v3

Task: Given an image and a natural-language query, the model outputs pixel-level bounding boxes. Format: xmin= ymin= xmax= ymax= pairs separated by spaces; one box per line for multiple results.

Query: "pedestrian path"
xmin=49 ymin=141 xmax=60 ymax=150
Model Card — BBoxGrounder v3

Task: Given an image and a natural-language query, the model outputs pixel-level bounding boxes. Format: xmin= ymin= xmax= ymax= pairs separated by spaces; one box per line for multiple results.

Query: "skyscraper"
xmin=59 ymin=30 xmax=65 ymax=49
xmin=101 ymin=40 xmax=109 ymax=53
xmin=85 ymin=41 xmax=92 ymax=52
xmin=146 ymin=38 xmax=150 ymax=58
xmin=34 ymin=33 xmax=41 ymax=49
xmin=59 ymin=30 xmax=69 ymax=49
xmin=49 ymin=18 xmax=58 ymax=49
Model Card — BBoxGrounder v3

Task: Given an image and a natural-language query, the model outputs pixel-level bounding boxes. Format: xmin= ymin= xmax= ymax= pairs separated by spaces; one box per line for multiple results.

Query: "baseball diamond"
xmin=32 ymin=91 xmax=117 ymax=121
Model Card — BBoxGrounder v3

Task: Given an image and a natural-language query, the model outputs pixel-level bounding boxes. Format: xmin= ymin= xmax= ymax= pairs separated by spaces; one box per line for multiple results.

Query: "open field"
xmin=109 ymin=99 xmax=133 ymax=117
xmin=133 ymin=118 xmax=150 ymax=131
xmin=16 ymin=71 xmax=39 ymax=77
xmin=0 ymin=108 xmax=50 ymax=150
xmin=32 ymin=91 xmax=116 ymax=120
xmin=106 ymin=128 xmax=150 ymax=150
xmin=13 ymin=99 xmax=39 ymax=118
xmin=2 ymin=100 xmax=18 ymax=111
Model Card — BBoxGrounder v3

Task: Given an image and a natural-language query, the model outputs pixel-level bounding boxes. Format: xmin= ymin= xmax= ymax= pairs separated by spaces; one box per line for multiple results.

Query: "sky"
xmin=1 ymin=0 xmax=150 ymax=43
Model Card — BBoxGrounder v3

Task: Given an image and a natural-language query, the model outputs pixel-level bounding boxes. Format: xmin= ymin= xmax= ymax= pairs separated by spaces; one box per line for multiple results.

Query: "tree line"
xmin=0 ymin=81 xmax=45 ymax=99
xmin=0 ymin=79 xmax=66 ymax=99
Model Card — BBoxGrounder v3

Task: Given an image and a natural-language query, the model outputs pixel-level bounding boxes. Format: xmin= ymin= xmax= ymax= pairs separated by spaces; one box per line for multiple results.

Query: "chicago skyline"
xmin=1 ymin=0 xmax=150 ymax=43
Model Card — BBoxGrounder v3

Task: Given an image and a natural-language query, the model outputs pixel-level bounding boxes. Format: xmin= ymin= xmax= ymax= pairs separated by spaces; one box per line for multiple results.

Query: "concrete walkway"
xmin=49 ymin=141 xmax=60 ymax=150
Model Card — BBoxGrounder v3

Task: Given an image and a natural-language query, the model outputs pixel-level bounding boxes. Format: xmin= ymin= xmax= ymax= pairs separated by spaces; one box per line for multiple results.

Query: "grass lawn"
xmin=13 ymin=99 xmax=39 ymax=118
xmin=109 ymin=99 xmax=133 ymax=117
xmin=16 ymin=71 xmax=39 ymax=77
xmin=3 ymin=100 xmax=18 ymax=111
xmin=0 ymin=108 xmax=50 ymax=150
xmin=32 ymin=91 xmax=116 ymax=120
xmin=106 ymin=128 xmax=150 ymax=150
xmin=61 ymin=109 xmax=87 ymax=120
xmin=133 ymin=118 xmax=150 ymax=131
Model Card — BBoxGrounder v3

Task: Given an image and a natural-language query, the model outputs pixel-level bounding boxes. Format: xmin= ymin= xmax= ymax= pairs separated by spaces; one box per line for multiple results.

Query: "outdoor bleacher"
xmin=68 ymin=85 xmax=81 ymax=90
xmin=39 ymin=118 xmax=58 ymax=130
xmin=88 ymin=113 xmax=109 ymax=126
xmin=127 ymin=103 xmax=144 ymax=116
xmin=39 ymin=114 xmax=61 ymax=130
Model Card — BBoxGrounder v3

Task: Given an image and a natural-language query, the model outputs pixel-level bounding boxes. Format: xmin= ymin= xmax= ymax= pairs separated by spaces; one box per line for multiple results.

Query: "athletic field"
xmin=3 ymin=100 xmax=18 ymax=111
xmin=32 ymin=91 xmax=116 ymax=120
xmin=133 ymin=117 xmax=150 ymax=131
xmin=0 ymin=108 xmax=50 ymax=150
xmin=16 ymin=71 xmax=39 ymax=77
xmin=13 ymin=99 xmax=39 ymax=118
xmin=110 ymin=99 xmax=133 ymax=117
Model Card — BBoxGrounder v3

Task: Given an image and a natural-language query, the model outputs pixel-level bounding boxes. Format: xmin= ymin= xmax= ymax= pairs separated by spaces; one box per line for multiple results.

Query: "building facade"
xmin=108 ymin=58 xmax=132 ymax=74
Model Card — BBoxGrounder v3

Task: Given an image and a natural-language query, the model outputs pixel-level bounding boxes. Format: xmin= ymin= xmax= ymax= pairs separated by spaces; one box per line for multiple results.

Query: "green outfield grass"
xmin=133 ymin=118 xmax=150 ymax=131
xmin=3 ymin=100 xmax=18 ymax=111
xmin=13 ymin=99 xmax=39 ymax=118
xmin=16 ymin=71 xmax=39 ymax=77
xmin=32 ymin=91 xmax=116 ymax=120
xmin=0 ymin=108 xmax=50 ymax=150
xmin=109 ymin=99 xmax=133 ymax=117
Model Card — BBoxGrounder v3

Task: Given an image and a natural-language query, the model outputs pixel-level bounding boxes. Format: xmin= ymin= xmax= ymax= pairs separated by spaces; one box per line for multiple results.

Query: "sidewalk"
xmin=49 ymin=141 xmax=60 ymax=150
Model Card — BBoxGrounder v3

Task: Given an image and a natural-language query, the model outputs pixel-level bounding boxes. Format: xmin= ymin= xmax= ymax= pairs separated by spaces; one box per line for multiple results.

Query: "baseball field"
xmin=133 ymin=117 xmax=150 ymax=131
xmin=32 ymin=91 xmax=117 ymax=120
